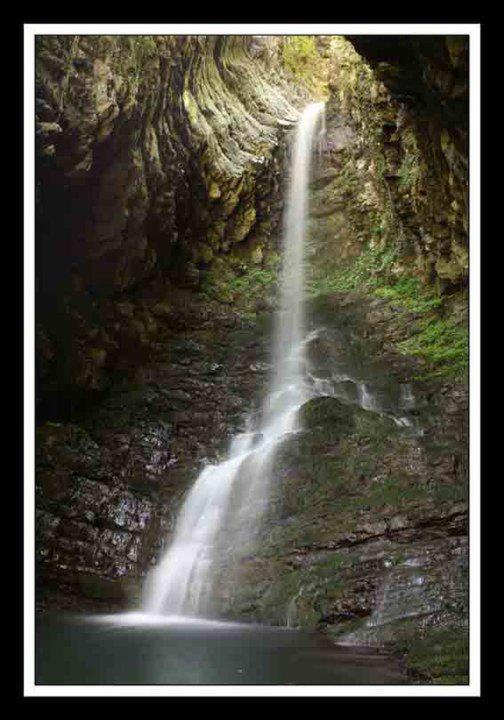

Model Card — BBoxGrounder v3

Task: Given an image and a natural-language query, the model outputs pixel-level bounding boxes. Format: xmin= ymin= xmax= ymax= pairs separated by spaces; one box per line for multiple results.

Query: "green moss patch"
xmin=397 ymin=315 xmax=468 ymax=381
xmin=308 ymin=242 xmax=467 ymax=381
xmin=281 ymin=36 xmax=329 ymax=99
xmin=400 ymin=626 xmax=469 ymax=684
xmin=199 ymin=252 xmax=280 ymax=317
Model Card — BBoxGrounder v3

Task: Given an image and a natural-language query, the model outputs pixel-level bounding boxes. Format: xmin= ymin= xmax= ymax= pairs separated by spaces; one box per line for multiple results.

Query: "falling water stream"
xmin=143 ymin=102 xmax=326 ymax=617
xmin=36 ymin=103 xmax=410 ymax=685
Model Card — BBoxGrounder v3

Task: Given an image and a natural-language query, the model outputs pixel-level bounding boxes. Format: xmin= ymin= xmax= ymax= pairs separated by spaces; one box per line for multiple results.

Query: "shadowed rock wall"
xmin=35 ymin=34 xmax=301 ymax=606
xmin=34 ymin=33 xmax=469 ymax=684
xmin=346 ymin=35 xmax=468 ymax=286
xmin=36 ymin=35 xmax=299 ymax=415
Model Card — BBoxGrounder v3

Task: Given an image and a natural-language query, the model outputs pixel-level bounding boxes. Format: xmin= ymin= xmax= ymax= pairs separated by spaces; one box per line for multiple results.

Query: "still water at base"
xmin=36 ymin=612 xmax=406 ymax=685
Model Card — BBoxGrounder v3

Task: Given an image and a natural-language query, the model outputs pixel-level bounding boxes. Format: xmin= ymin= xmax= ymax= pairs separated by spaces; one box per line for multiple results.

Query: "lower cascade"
xmin=143 ymin=102 xmax=326 ymax=617
xmin=34 ymin=34 xmax=471 ymax=685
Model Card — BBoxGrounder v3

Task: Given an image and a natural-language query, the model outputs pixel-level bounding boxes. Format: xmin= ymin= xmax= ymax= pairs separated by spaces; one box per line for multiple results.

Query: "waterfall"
xmin=143 ymin=102 xmax=326 ymax=618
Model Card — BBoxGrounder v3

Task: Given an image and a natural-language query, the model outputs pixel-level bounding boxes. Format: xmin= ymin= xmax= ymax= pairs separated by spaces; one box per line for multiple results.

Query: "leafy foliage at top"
xmin=280 ymin=36 xmax=329 ymax=100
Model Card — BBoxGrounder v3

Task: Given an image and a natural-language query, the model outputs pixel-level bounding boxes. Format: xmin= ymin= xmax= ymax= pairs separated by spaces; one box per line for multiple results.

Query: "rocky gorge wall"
xmin=306 ymin=36 xmax=468 ymax=382
xmin=36 ymin=33 xmax=303 ymax=606
xmin=35 ymin=34 xmax=469 ymax=684
xmin=219 ymin=291 xmax=468 ymax=684
xmin=213 ymin=36 xmax=469 ymax=684
xmin=36 ymin=35 xmax=300 ymax=416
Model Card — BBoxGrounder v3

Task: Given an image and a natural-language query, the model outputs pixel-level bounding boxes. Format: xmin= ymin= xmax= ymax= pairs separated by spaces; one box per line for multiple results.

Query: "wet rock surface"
xmin=35 ymin=36 xmax=300 ymax=416
xmin=36 ymin=297 xmax=273 ymax=609
xmin=217 ymin=294 xmax=468 ymax=684
xmin=34 ymin=34 xmax=469 ymax=686
xmin=325 ymin=36 xmax=468 ymax=289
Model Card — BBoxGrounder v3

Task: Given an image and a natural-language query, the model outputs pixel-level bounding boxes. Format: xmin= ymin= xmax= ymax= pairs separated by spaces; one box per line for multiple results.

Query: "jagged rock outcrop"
xmin=347 ymin=35 xmax=468 ymax=286
xmin=314 ymin=36 xmax=468 ymax=289
xmin=35 ymin=34 xmax=469 ymax=683
xmin=36 ymin=295 xmax=274 ymax=608
xmin=305 ymin=36 xmax=468 ymax=383
xmin=36 ymin=35 xmax=299 ymax=413
xmin=218 ymin=293 xmax=468 ymax=684
xmin=35 ymin=34 xmax=303 ymax=606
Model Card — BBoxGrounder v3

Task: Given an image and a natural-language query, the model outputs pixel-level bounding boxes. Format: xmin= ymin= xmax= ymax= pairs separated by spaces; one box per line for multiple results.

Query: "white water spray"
xmin=143 ymin=102 xmax=325 ymax=617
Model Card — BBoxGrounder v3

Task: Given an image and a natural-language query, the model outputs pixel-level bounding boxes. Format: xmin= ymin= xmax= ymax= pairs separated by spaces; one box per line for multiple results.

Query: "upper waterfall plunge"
xmin=142 ymin=102 xmax=326 ymax=618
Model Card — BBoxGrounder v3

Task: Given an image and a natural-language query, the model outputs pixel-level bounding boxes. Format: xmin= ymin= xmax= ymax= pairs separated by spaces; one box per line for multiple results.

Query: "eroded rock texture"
xmin=36 ymin=35 xmax=299 ymax=412
xmin=310 ymin=36 xmax=468 ymax=288
xmin=218 ymin=294 xmax=468 ymax=683
xmin=35 ymin=34 xmax=302 ymax=607
xmin=35 ymin=34 xmax=469 ymax=683
xmin=36 ymin=296 xmax=274 ymax=608
xmin=346 ymin=35 xmax=468 ymax=286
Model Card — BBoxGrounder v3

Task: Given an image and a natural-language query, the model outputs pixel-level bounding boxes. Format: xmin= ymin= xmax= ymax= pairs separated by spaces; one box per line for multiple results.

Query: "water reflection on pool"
xmin=35 ymin=612 xmax=407 ymax=686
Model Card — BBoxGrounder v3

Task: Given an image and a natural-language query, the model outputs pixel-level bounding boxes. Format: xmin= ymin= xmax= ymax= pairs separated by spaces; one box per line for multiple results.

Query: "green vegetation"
xmin=400 ymin=626 xmax=469 ymax=684
xmin=357 ymin=475 xmax=428 ymax=509
xmin=200 ymin=252 xmax=280 ymax=317
xmin=281 ymin=36 xmax=329 ymax=99
xmin=308 ymin=242 xmax=467 ymax=381
xmin=398 ymin=315 xmax=468 ymax=381
xmin=374 ymin=277 xmax=442 ymax=313
xmin=307 ymin=243 xmax=397 ymax=297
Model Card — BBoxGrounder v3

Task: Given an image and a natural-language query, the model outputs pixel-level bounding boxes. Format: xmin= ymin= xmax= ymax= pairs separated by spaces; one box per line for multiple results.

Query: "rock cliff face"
xmin=36 ymin=35 xmax=299 ymax=414
xmin=35 ymin=34 xmax=469 ymax=683
xmin=331 ymin=35 xmax=468 ymax=288
xmin=219 ymin=293 xmax=468 ymax=684
xmin=307 ymin=36 xmax=468 ymax=382
xmin=36 ymin=33 xmax=300 ymax=606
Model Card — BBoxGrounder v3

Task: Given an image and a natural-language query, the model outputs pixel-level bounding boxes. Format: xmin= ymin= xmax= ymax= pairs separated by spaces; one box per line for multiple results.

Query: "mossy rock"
xmin=300 ymin=396 xmax=355 ymax=437
xmin=402 ymin=625 xmax=469 ymax=684
xmin=74 ymin=572 xmax=138 ymax=601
